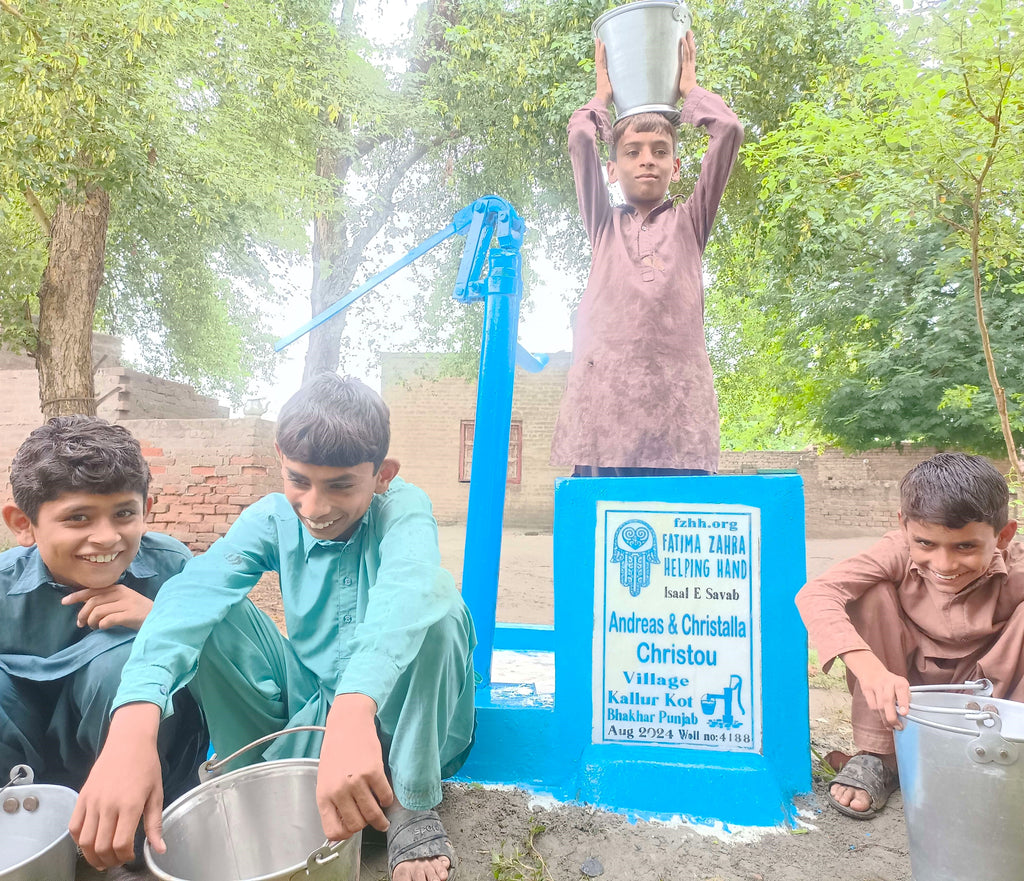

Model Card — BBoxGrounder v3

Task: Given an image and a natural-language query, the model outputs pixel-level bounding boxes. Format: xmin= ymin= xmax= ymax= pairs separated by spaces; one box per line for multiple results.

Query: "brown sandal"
xmin=826 ymin=753 xmax=899 ymax=819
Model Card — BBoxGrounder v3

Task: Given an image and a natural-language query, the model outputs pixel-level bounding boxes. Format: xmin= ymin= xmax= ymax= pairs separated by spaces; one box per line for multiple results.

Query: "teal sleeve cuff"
xmin=336 ymin=655 xmax=401 ymax=710
xmin=112 ymin=666 xmax=179 ymax=719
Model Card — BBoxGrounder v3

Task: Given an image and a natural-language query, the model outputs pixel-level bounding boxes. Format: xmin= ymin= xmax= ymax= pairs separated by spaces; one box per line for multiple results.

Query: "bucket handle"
xmin=290 ymin=834 xmax=361 ymax=880
xmin=904 ymin=704 xmax=1001 ymax=732
xmin=908 ymin=678 xmax=993 ymax=696
xmin=0 ymin=764 xmax=32 ymax=798
xmin=903 ymin=712 xmax=1021 ymax=764
xmin=201 ymin=725 xmax=327 ymax=779
xmin=903 ymin=680 xmax=1015 ymax=739
xmin=903 ymin=687 xmax=1022 ymax=765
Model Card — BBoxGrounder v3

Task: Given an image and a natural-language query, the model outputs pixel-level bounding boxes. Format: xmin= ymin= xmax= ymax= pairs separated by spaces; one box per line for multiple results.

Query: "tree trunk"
xmin=36 ymin=183 xmax=110 ymax=418
xmin=303 ymin=146 xmax=353 ymax=382
xmin=301 ymin=0 xmax=456 ymax=382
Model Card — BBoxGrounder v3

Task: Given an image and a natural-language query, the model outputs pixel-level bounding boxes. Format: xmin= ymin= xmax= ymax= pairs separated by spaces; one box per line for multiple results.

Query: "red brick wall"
xmin=135 ymin=418 xmax=279 ymax=550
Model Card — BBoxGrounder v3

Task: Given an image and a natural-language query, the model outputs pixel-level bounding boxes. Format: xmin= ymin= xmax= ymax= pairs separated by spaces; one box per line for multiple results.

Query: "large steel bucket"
xmin=146 ymin=727 xmax=360 ymax=881
xmin=592 ymin=1 xmax=693 ymax=121
xmin=894 ymin=681 xmax=1024 ymax=881
xmin=0 ymin=766 xmax=78 ymax=881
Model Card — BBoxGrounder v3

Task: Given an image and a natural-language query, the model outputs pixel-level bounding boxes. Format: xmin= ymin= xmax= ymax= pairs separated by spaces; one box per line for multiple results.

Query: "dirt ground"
xmin=78 ymin=530 xmax=918 ymax=881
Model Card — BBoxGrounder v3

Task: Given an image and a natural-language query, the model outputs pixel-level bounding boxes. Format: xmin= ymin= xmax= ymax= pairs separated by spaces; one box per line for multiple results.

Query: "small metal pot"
xmin=0 ymin=766 xmax=79 ymax=881
xmin=146 ymin=727 xmax=360 ymax=881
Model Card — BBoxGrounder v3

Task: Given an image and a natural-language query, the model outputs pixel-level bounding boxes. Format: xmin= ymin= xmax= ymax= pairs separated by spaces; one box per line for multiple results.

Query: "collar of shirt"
xmin=5 ymin=545 xmax=159 ymax=596
xmin=622 ymin=200 xmax=674 ymax=220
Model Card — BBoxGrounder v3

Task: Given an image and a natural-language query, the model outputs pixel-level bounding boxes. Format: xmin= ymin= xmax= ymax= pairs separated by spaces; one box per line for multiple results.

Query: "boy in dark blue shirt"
xmin=0 ymin=416 xmax=206 ymax=799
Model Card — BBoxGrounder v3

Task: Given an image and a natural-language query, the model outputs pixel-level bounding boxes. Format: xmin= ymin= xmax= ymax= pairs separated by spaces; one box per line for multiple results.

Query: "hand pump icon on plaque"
xmin=701 ymin=675 xmax=745 ymax=729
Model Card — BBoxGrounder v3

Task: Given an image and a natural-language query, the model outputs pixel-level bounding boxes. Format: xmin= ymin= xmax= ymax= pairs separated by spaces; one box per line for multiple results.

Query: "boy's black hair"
xmin=276 ymin=373 xmax=390 ymax=470
xmin=610 ymin=111 xmax=678 ymax=160
xmin=899 ymin=452 xmax=1009 ymax=531
xmin=10 ymin=416 xmax=151 ymax=523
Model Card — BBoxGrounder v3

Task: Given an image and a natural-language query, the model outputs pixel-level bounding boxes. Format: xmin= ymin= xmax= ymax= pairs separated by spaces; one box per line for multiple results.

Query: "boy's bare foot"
xmin=827 ymin=752 xmax=899 ymax=819
xmin=386 ymin=803 xmax=456 ymax=881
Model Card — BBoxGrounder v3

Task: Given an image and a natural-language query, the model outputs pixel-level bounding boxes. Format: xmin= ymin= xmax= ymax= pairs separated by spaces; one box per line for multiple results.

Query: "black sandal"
xmin=386 ymin=808 xmax=457 ymax=879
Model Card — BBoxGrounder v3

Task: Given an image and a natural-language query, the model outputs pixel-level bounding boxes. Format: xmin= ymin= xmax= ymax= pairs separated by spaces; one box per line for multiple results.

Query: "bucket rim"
xmin=616 ymin=103 xmax=681 ymax=124
xmin=0 ymin=830 xmax=77 ymax=878
xmin=159 ymin=757 xmax=321 ymax=818
xmin=592 ymin=0 xmax=691 ymax=37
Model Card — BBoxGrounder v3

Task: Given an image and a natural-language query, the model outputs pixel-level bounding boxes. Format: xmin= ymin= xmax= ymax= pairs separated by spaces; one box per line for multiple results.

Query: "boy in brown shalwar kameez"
xmin=797 ymin=453 xmax=1024 ymax=818
xmin=551 ymin=32 xmax=744 ymax=476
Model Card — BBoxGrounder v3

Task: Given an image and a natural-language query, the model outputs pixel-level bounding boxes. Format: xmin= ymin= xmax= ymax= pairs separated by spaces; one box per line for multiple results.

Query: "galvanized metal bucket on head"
xmin=592 ymin=1 xmax=693 ymax=122
xmin=145 ymin=727 xmax=360 ymax=881
xmin=0 ymin=765 xmax=79 ymax=881
xmin=894 ymin=680 xmax=1024 ymax=881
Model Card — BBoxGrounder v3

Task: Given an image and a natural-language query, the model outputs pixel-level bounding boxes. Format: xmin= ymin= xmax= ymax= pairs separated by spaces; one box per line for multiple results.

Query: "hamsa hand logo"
xmin=611 ymin=519 xmax=659 ymax=596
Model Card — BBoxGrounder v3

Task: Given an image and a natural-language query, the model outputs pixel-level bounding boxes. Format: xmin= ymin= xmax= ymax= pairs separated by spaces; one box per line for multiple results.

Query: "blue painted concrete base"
xmin=461 ymin=662 xmax=805 ymax=826
xmin=459 ymin=475 xmax=811 ymax=826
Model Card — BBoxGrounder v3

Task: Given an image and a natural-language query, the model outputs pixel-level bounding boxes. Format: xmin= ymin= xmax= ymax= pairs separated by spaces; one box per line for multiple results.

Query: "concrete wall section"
xmin=382 ymin=353 xmax=570 ymax=528
xmin=381 ymin=353 xmax=1011 ymax=537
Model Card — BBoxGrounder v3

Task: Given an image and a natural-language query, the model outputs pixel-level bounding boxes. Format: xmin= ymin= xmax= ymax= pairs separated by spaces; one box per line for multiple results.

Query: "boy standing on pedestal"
xmin=551 ymin=33 xmax=744 ymax=477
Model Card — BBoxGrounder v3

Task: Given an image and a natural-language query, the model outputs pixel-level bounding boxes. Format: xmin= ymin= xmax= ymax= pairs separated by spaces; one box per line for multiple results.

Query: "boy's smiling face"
xmin=3 ymin=491 xmax=150 ymax=590
xmin=900 ymin=515 xmax=1018 ymax=594
xmin=607 ymin=127 xmax=681 ymax=215
xmin=278 ymin=449 xmax=399 ymax=542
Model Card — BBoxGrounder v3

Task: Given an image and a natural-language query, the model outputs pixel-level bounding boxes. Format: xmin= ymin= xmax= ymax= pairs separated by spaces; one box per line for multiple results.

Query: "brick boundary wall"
xmin=0 ymin=415 xmax=1012 ymax=552
xmin=382 ymin=354 xmax=1012 ymax=538
xmin=136 ymin=418 xmax=279 ymax=550
xmin=1 ymin=332 xmax=226 ymax=425
xmin=717 ymin=446 xmax=1011 ymax=537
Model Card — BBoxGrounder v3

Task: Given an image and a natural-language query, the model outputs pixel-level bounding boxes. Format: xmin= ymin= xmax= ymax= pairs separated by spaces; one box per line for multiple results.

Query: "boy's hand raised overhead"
xmin=62 ymin=583 xmax=154 ymax=631
xmin=316 ymin=693 xmax=394 ymax=841
xmin=678 ymin=30 xmax=697 ymax=102
xmin=594 ymin=39 xmax=613 ymax=107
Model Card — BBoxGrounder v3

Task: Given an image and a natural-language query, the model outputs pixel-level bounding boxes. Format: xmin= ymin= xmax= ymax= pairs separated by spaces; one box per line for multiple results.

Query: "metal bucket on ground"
xmin=146 ymin=727 xmax=360 ymax=881
xmin=894 ymin=680 xmax=1024 ymax=881
xmin=0 ymin=765 xmax=79 ymax=881
xmin=592 ymin=1 xmax=693 ymax=121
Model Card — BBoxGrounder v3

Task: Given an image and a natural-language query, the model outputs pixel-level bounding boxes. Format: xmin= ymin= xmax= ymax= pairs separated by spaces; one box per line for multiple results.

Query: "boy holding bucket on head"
xmin=72 ymin=375 xmax=474 ymax=881
xmin=0 ymin=416 xmax=207 ymax=799
xmin=797 ymin=452 xmax=1024 ymax=819
xmin=550 ymin=31 xmax=744 ymax=477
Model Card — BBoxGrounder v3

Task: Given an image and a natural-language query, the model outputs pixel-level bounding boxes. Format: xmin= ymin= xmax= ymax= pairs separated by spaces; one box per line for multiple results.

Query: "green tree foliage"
xmin=755 ymin=0 xmax=1024 ymax=461
xmin=0 ymin=0 xmax=345 ymax=408
xmin=768 ymin=223 xmax=1024 ymax=455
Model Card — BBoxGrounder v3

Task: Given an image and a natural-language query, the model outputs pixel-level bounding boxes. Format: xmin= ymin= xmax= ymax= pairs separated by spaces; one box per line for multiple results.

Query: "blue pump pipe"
xmin=275 ymin=197 xmax=544 ymax=685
